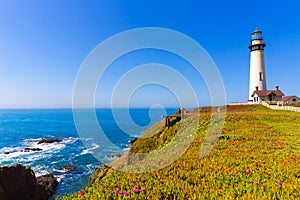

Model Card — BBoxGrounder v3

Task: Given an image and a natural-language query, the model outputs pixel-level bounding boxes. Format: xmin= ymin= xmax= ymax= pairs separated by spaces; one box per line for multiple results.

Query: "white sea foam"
xmin=34 ymin=169 xmax=50 ymax=177
xmin=123 ymin=147 xmax=130 ymax=151
xmin=0 ymin=137 xmax=78 ymax=163
xmin=83 ymin=163 xmax=97 ymax=175
xmin=55 ymin=174 xmax=65 ymax=182
xmin=53 ymin=169 xmax=68 ymax=173
xmin=80 ymin=143 xmax=100 ymax=155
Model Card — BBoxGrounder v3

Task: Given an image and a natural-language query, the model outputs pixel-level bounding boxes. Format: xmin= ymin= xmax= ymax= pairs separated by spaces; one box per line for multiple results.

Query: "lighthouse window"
xmin=252 ymin=32 xmax=262 ymax=40
xmin=259 ymin=72 xmax=263 ymax=81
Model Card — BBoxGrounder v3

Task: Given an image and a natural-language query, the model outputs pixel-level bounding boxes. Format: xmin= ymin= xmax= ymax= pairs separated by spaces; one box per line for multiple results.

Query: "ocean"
xmin=0 ymin=108 xmax=177 ymax=197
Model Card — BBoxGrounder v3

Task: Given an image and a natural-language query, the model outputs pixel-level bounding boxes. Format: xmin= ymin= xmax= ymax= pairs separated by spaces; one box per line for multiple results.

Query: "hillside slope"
xmin=61 ymin=105 xmax=300 ymax=199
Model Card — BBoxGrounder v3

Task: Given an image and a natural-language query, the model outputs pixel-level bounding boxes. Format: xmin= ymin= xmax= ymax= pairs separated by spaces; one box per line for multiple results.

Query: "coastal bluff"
xmin=61 ymin=105 xmax=300 ymax=199
xmin=0 ymin=164 xmax=58 ymax=200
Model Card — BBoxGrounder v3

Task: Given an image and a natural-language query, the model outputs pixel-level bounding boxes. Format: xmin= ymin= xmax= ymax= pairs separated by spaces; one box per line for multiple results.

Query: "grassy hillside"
xmin=61 ymin=105 xmax=300 ymax=199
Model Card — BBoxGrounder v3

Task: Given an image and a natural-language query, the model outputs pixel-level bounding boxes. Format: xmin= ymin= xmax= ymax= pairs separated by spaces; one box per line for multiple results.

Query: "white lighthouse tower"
xmin=248 ymin=28 xmax=267 ymax=101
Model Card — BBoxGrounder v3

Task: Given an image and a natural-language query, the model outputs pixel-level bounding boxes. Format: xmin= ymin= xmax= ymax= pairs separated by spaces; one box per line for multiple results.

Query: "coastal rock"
xmin=36 ymin=173 xmax=58 ymax=197
xmin=109 ymin=154 xmax=122 ymax=159
xmin=0 ymin=164 xmax=58 ymax=200
xmin=38 ymin=138 xmax=62 ymax=144
xmin=63 ymin=165 xmax=76 ymax=171
xmin=130 ymin=138 xmax=138 ymax=144
xmin=88 ymin=165 xmax=113 ymax=186
xmin=23 ymin=147 xmax=43 ymax=152
xmin=4 ymin=147 xmax=42 ymax=154
xmin=0 ymin=164 xmax=37 ymax=200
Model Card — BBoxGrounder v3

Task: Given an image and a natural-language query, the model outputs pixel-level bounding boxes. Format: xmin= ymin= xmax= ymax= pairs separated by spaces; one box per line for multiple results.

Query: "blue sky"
xmin=0 ymin=0 xmax=299 ymax=108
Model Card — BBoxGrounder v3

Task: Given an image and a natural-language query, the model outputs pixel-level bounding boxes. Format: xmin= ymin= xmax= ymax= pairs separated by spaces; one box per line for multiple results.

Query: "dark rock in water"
xmin=88 ymin=165 xmax=113 ymax=186
xmin=23 ymin=147 xmax=43 ymax=152
xmin=36 ymin=173 xmax=58 ymax=197
xmin=38 ymin=138 xmax=62 ymax=144
xmin=110 ymin=154 xmax=122 ymax=159
xmin=0 ymin=164 xmax=58 ymax=200
xmin=4 ymin=148 xmax=42 ymax=154
xmin=130 ymin=138 xmax=138 ymax=144
xmin=63 ymin=165 xmax=76 ymax=171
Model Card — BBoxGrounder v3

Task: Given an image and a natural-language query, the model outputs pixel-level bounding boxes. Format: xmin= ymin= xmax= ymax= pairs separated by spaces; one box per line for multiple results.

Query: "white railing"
xmin=229 ymin=102 xmax=249 ymax=105
xmin=261 ymin=101 xmax=300 ymax=112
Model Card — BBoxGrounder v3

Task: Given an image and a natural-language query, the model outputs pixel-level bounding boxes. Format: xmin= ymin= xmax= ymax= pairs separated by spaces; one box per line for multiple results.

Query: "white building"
xmin=251 ymin=86 xmax=285 ymax=104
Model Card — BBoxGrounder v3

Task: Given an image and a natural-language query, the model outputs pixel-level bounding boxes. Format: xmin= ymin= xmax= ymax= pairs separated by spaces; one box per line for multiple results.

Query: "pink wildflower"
xmin=77 ymin=190 xmax=85 ymax=195
xmin=276 ymin=181 xmax=283 ymax=185
xmin=116 ymin=190 xmax=122 ymax=195
xmin=133 ymin=189 xmax=141 ymax=193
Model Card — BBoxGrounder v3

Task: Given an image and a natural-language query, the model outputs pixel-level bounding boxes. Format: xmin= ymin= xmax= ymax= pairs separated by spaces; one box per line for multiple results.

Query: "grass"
xmin=60 ymin=105 xmax=300 ymax=199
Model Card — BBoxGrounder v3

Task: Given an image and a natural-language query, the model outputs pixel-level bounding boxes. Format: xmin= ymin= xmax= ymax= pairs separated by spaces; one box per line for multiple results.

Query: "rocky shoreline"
xmin=0 ymin=137 xmax=138 ymax=199
xmin=0 ymin=138 xmax=73 ymax=200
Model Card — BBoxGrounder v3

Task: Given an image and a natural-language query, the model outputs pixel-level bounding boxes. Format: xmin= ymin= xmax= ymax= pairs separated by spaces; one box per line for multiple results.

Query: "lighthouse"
xmin=248 ymin=28 xmax=267 ymax=101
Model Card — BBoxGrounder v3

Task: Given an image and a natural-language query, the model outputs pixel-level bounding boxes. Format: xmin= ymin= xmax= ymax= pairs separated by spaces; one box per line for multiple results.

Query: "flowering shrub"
xmin=60 ymin=105 xmax=300 ymax=199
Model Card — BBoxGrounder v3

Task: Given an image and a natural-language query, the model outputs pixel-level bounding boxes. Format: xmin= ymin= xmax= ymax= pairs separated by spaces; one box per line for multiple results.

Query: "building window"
xmin=293 ymin=99 xmax=296 ymax=102
xmin=259 ymin=72 xmax=263 ymax=81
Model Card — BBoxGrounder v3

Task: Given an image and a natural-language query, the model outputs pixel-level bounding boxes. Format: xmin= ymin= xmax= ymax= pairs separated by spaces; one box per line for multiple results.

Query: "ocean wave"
xmin=80 ymin=143 xmax=100 ymax=155
xmin=0 ymin=137 xmax=78 ymax=163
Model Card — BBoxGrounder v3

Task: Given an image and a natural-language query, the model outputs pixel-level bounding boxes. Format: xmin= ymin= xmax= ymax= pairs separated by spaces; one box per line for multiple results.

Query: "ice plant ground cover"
xmin=60 ymin=105 xmax=300 ymax=199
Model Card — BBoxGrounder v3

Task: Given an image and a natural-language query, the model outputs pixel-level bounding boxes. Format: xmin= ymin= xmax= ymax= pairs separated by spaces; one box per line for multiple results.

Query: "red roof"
xmin=282 ymin=95 xmax=299 ymax=102
xmin=252 ymin=90 xmax=285 ymax=97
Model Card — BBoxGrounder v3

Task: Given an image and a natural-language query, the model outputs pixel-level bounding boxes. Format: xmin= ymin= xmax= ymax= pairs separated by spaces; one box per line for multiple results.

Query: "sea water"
xmin=0 ymin=108 xmax=177 ymax=197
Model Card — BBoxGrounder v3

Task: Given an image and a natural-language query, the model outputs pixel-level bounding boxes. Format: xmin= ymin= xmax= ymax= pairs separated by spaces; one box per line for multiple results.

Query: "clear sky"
xmin=0 ymin=0 xmax=299 ymax=108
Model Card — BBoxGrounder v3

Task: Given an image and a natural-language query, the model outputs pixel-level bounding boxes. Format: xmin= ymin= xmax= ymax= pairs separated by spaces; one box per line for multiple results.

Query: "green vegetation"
xmin=129 ymin=117 xmax=180 ymax=154
xmin=60 ymin=105 xmax=300 ymax=199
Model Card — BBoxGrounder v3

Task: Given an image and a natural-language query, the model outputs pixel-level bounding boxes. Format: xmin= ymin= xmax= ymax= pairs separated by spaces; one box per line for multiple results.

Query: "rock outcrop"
xmin=36 ymin=173 xmax=58 ymax=197
xmin=0 ymin=164 xmax=58 ymax=200
xmin=87 ymin=165 xmax=113 ymax=186
xmin=130 ymin=138 xmax=138 ymax=144
xmin=63 ymin=165 xmax=76 ymax=171
xmin=4 ymin=147 xmax=43 ymax=154
xmin=38 ymin=138 xmax=62 ymax=144
xmin=23 ymin=147 xmax=43 ymax=152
